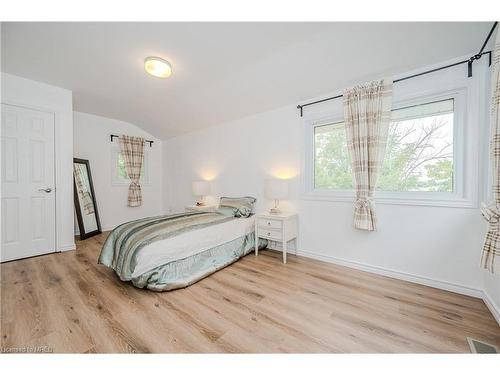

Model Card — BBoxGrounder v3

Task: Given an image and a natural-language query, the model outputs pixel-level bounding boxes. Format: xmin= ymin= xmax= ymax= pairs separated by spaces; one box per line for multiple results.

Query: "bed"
xmin=98 ymin=209 xmax=267 ymax=291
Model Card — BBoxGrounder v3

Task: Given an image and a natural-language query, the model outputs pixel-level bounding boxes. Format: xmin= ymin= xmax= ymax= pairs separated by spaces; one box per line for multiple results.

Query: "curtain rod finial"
xmin=297 ymin=105 xmax=303 ymax=117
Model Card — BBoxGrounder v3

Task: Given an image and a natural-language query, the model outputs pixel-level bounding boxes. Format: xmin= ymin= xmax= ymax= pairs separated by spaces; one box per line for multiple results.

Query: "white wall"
xmin=1 ymin=73 xmax=75 ymax=251
xmin=484 ymin=271 xmax=500 ymax=324
xmin=73 ymin=111 xmax=163 ymax=231
xmin=163 ymin=56 xmax=495 ymax=300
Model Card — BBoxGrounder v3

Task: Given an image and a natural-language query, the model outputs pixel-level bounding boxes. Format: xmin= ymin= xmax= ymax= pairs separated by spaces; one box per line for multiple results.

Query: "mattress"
xmin=98 ymin=211 xmax=267 ymax=291
xmin=132 ymin=216 xmax=255 ymax=277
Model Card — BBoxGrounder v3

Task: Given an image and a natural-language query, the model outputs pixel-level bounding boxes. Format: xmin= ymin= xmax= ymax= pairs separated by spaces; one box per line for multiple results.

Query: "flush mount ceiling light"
xmin=144 ymin=57 xmax=172 ymax=78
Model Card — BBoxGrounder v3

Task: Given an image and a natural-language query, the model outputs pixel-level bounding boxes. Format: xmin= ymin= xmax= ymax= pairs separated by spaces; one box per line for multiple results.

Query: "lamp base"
xmin=269 ymin=207 xmax=281 ymax=215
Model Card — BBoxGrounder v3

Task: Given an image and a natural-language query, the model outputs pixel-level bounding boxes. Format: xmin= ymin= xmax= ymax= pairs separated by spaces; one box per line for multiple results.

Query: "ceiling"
xmin=1 ymin=22 xmax=491 ymax=139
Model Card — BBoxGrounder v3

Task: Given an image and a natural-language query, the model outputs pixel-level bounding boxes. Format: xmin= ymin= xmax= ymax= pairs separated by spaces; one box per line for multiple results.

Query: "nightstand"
xmin=255 ymin=212 xmax=297 ymax=264
xmin=185 ymin=205 xmax=217 ymax=212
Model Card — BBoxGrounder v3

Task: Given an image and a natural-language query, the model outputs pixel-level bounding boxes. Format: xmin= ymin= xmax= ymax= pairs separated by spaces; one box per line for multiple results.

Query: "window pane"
xmin=378 ymin=99 xmax=454 ymax=192
xmin=312 ymin=98 xmax=455 ymax=193
xmin=117 ymin=152 xmax=145 ymax=180
xmin=117 ymin=153 xmax=128 ymax=179
xmin=314 ymin=122 xmax=354 ymax=189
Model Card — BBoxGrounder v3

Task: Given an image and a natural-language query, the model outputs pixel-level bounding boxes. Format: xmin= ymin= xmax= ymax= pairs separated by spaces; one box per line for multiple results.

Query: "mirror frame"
xmin=73 ymin=158 xmax=102 ymax=240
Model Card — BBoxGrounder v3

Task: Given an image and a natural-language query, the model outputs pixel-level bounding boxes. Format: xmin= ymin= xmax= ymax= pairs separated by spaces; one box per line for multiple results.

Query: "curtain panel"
xmin=343 ymin=79 xmax=393 ymax=231
xmin=119 ymin=135 xmax=145 ymax=207
xmin=481 ymin=29 xmax=500 ymax=273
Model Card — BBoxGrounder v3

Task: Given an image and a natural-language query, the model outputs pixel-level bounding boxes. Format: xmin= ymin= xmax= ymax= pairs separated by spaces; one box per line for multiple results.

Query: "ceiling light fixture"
xmin=144 ymin=56 xmax=172 ymax=78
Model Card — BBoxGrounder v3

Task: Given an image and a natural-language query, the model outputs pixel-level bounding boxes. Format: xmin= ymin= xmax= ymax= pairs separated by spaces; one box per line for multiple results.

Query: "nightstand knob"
xmin=267 ymin=232 xmax=271 ymax=236
xmin=267 ymin=222 xmax=271 ymax=226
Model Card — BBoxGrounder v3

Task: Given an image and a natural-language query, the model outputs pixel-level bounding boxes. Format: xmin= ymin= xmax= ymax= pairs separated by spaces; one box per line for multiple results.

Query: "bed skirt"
xmin=131 ymin=232 xmax=267 ymax=291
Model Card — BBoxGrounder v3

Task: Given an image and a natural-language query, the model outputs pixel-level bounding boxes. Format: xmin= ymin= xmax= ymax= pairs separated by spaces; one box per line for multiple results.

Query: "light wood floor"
xmin=1 ymin=232 xmax=500 ymax=353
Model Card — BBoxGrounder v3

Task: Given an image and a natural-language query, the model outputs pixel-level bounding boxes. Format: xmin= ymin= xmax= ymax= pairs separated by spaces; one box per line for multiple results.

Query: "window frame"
xmin=110 ymin=146 xmax=150 ymax=186
xmin=302 ymin=88 xmax=476 ymax=208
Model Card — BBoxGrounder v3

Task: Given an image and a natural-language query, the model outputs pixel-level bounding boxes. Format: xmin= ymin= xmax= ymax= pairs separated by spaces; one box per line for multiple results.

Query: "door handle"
xmin=38 ymin=188 xmax=52 ymax=193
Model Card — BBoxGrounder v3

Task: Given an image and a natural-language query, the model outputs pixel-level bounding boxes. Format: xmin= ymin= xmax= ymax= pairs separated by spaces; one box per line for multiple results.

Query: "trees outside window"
xmin=112 ymin=149 xmax=148 ymax=185
xmin=314 ymin=99 xmax=454 ymax=193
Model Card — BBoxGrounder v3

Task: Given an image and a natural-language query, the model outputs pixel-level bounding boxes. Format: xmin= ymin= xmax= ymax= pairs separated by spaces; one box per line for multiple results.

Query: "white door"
xmin=1 ymin=103 xmax=56 ymax=262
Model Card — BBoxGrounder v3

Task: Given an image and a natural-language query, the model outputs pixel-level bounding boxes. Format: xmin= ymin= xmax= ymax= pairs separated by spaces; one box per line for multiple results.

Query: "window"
xmin=314 ymin=99 xmax=455 ymax=193
xmin=314 ymin=122 xmax=352 ymax=190
xmin=111 ymin=148 xmax=149 ymax=185
xmin=380 ymin=99 xmax=454 ymax=192
xmin=304 ymin=90 xmax=476 ymax=207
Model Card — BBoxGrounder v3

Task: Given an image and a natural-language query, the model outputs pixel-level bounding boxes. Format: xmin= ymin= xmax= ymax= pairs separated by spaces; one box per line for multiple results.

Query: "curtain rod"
xmin=110 ymin=134 xmax=154 ymax=147
xmin=297 ymin=21 xmax=498 ymax=117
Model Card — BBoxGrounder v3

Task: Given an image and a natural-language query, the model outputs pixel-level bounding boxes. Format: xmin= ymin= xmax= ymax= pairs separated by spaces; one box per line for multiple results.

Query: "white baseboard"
xmin=57 ymin=244 xmax=76 ymax=252
xmin=75 ymin=227 xmax=114 ymax=236
xmin=296 ymin=249 xmax=483 ymax=298
xmin=482 ymin=291 xmax=500 ymax=326
xmin=267 ymin=239 xmax=297 ymax=253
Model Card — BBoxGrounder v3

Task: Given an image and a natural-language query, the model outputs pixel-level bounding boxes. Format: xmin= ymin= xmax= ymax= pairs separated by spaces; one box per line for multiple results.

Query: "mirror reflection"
xmin=73 ymin=158 xmax=101 ymax=239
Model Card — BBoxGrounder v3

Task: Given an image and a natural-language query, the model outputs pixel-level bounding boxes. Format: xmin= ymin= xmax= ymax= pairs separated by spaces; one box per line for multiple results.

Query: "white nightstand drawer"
xmin=259 ymin=228 xmax=282 ymax=241
xmin=255 ymin=212 xmax=297 ymax=264
xmin=257 ymin=218 xmax=282 ymax=230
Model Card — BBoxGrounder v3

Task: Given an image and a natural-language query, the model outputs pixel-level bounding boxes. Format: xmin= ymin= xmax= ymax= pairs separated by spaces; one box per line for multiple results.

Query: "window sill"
xmin=301 ymin=190 xmax=477 ymax=209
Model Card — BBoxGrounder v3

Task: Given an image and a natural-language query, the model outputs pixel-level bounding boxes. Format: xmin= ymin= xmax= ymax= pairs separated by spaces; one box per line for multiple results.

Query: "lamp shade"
xmin=192 ymin=181 xmax=210 ymax=196
xmin=265 ymin=179 xmax=289 ymax=200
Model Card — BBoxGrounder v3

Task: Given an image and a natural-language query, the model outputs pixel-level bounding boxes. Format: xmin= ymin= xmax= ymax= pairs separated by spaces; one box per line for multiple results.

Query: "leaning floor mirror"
xmin=73 ymin=158 xmax=102 ymax=240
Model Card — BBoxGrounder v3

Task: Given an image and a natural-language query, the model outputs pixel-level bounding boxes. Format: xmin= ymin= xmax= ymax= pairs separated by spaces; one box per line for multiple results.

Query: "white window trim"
xmin=110 ymin=146 xmax=151 ymax=186
xmin=302 ymin=87 xmax=478 ymax=208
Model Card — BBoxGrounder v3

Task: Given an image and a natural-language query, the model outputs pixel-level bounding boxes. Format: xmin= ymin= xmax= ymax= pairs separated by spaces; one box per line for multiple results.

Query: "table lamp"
xmin=192 ymin=181 xmax=210 ymax=206
xmin=265 ymin=179 xmax=288 ymax=214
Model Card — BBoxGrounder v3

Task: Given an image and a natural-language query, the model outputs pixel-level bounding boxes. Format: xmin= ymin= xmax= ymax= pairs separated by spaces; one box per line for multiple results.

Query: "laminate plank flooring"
xmin=1 ymin=232 xmax=499 ymax=353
